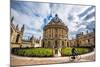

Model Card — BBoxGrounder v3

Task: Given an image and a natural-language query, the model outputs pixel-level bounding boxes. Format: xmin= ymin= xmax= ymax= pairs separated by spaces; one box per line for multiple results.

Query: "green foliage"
xmin=61 ymin=48 xmax=72 ymax=56
xmin=12 ymin=48 xmax=53 ymax=57
xmin=61 ymin=48 xmax=90 ymax=56
xmin=76 ymin=48 xmax=89 ymax=54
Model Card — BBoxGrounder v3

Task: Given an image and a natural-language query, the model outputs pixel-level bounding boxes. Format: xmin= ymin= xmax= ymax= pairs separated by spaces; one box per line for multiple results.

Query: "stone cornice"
xmin=44 ymin=24 xmax=68 ymax=32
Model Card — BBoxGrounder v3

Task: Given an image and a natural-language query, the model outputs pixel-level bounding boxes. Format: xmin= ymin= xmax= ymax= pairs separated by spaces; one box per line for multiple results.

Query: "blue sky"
xmin=11 ymin=1 xmax=95 ymax=40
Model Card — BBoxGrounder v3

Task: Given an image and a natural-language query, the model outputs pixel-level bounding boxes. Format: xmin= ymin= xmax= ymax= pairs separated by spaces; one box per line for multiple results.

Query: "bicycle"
xmin=69 ymin=54 xmax=81 ymax=63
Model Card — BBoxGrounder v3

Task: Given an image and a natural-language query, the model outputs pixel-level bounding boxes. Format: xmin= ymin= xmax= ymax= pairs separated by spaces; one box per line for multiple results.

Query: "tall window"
xmin=67 ymin=42 xmax=69 ymax=47
xmin=77 ymin=41 xmax=79 ymax=47
xmin=16 ymin=34 xmax=20 ymax=43
xmin=55 ymin=29 xmax=57 ymax=37
xmin=88 ymin=39 xmax=90 ymax=45
xmin=55 ymin=40 xmax=57 ymax=48
xmin=48 ymin=41 xmax=50 ymax=47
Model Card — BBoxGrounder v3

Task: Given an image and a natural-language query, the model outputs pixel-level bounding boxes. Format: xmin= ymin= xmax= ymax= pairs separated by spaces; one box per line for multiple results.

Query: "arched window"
xmin=67 ymin=42 xmax=69 ymax=47
xmin=48 ymin=41 xmax=50 ymax=47
xmin=16 ymin=34 xmax=20 ymax=43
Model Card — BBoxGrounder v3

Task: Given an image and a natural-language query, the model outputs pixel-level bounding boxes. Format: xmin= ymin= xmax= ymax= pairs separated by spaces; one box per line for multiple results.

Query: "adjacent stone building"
xmin=10 ymin=18 xmax=24 ymax=47
xmin=67 ymin=31 xmax=95 ymax=48
xmin=76 ymin=31 xmax=95 ymax=47
xmin=10 ymin=17 xmax=40 ymax=48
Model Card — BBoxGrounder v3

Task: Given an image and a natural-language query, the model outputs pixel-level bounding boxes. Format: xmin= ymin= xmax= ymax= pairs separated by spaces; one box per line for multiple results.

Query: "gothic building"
xmin=10 ymin=17 xmax=40 ymax=48
xmin=10 ymin=17 xmax=24 ymax=47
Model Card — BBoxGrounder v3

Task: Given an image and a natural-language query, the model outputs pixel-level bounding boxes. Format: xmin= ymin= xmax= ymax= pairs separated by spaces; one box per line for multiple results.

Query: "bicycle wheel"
xmin=75 ymin=55 xmax=81 ymax=62
xmin=68 ymin=56 xmax=75 ymax=62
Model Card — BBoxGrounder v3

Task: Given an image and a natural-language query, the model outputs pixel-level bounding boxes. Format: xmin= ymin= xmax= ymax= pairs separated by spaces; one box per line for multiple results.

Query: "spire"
xmin=30 ymin=36 xmax=32 ymax=41
xmin=30 ymin=35 xmax=34 ymax=41
xmin=11 ymin=16 xmax=14 ymax=23
xmin=16 ymin=24 xmax=19 ymax=31
xmin=21 ymin=24 xmax=25 ymax=33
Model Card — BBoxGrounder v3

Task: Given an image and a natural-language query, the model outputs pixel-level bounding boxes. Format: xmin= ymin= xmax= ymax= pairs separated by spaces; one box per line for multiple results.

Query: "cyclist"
xmin=71 ymin=48 xmax=78 ymax=59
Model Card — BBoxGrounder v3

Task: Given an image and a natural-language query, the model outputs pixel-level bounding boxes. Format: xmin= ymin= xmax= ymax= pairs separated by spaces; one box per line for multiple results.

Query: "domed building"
xmin=42 ymin=14 xmax=68 ymax=56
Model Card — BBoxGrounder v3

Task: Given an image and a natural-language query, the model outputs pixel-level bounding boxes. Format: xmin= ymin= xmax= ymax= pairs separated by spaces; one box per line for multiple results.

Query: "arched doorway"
xmin=54 ymin=40 xmax=61 ymax=56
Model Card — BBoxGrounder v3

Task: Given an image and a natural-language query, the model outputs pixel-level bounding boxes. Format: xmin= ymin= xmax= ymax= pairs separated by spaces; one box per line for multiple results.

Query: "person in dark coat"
xmin=71 ymin=48 xmax=78 ymax=59
xmin=72 ymin=48 xmax=78 ymax=56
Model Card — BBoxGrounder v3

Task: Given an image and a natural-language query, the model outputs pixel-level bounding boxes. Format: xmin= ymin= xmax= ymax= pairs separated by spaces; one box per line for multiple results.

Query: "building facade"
xmin=42 ymin=14 xmax=95 ymax=56
xmin=11 ymin=20 xmax=24 ymax=48
xmin=10 ymin=17 xmax=40 ymax=48
xmin=11 ymin=14 xmax=95 ymax=53
xmin=42 ymin=14 xmax=69 ymax=56
xmin=67 ymin=31 xmax=95 ymax=48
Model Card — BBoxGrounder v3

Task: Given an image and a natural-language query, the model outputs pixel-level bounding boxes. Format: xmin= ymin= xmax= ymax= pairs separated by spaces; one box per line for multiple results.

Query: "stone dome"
xmin=44 ymin=14 xmax=68 ymax=32
xmin=47 ymin=14 xmax=65 ymax=26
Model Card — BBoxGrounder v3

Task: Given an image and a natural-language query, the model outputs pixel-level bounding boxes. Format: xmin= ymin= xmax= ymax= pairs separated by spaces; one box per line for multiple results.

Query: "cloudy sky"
xmin=11 ymin=1 xmax=95 ymax=40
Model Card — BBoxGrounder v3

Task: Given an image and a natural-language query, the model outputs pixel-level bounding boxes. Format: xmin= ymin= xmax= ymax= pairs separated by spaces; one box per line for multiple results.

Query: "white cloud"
xmin=11 ymin=1 xmax=95 ymax=39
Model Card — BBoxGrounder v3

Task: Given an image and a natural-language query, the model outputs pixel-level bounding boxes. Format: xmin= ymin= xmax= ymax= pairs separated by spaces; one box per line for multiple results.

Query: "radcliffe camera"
xmin=10 ymin=1 xmax=95 ymax=66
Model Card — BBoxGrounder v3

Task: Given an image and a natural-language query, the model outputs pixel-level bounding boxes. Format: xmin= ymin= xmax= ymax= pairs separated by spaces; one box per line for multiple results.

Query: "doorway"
xmin=54 ymin=40 xmax=61 ymax=56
